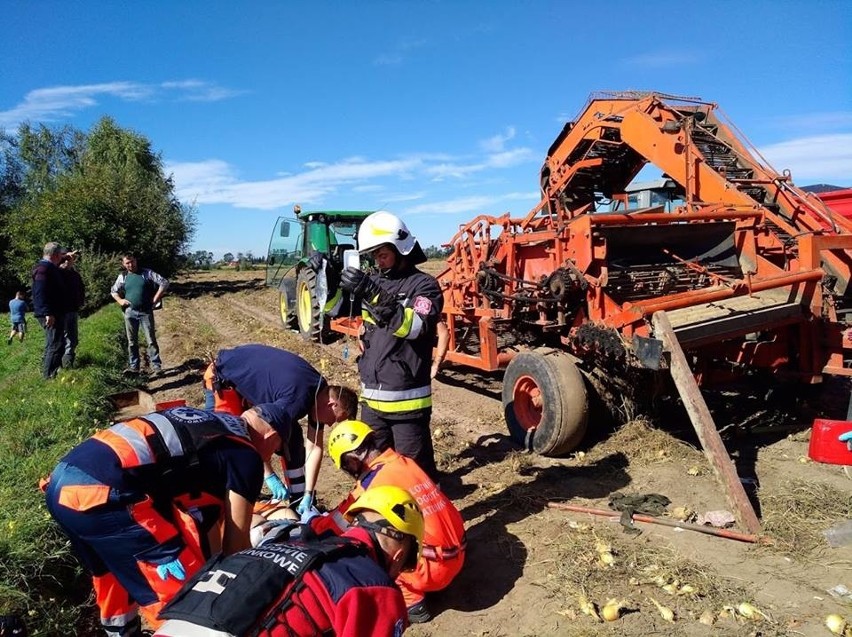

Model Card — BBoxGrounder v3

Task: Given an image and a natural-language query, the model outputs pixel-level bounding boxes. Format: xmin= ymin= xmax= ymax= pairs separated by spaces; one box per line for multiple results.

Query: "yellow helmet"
xmin=346 ymin=485 xmax=424 ymax=561
xmin=327 ymin=419 xmax=374 ymax=469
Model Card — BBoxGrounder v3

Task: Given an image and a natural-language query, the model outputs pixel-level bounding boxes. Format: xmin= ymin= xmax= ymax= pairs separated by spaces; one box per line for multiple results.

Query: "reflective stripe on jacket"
xmin=92 ymin=407 xmax=253 ymax=470
xmin=357 ymin=267 xmax=442 ymax=415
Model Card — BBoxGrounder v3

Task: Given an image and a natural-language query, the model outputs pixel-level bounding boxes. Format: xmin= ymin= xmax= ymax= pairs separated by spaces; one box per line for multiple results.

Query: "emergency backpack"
xmin=159 ymin=536 xmax=368 ymax=636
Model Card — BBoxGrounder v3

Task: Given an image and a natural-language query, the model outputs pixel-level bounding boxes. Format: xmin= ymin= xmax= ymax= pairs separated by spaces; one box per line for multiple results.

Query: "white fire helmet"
xmin=357 ymin=211 xmax=424 ymax=262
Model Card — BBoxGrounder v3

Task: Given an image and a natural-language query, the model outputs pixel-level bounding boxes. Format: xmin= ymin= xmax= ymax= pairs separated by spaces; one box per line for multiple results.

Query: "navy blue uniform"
xmin=356 ymin=266 xmax=443 ymax=481
xmin=206 ymin=345 xmax=326 ymax=499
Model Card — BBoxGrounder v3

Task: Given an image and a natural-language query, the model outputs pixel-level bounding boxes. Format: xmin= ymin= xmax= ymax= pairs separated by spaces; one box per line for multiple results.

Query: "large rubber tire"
xmin=278 ymin=280 xmax=298 ymax=331
xmin=502 ymin=349 xmax=589 ymax=456
xmin=295 ymin=269 xmax=326 ymax=342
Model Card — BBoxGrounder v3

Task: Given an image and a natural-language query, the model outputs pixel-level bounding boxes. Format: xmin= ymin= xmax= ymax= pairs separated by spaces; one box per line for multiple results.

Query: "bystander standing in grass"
xmin=31 ymin=242 xmax=66 ymax=379
xmin=110 ymin=253 xmax=168 ymax=374
xmin=7 ymin=289 xmax=27 ymax=345
xmin=59 ymin=248 xmax=85 ymax=368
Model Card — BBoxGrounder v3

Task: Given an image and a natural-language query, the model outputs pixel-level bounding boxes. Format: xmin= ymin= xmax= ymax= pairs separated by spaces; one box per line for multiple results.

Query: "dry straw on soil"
xmin=587 ymin=417 xmax=706 ymax=468
xmin=760 ymin=479 xmax=852 ymax=557
xmin=541 ymin=519 xmax=789 ymax=635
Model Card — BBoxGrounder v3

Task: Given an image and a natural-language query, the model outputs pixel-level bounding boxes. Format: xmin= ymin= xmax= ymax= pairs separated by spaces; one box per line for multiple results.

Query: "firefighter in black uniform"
xmin=319 ymin=211 xmax=443 ymax=482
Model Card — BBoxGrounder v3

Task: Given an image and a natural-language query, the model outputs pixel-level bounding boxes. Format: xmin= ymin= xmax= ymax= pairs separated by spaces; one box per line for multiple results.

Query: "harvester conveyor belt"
xmin=665 ymin=292 xmax=804 ymax=349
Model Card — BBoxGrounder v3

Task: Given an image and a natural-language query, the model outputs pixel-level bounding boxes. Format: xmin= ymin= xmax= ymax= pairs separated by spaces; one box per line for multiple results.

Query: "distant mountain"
xmin=802 ymin=183 xmax=848 ymax=193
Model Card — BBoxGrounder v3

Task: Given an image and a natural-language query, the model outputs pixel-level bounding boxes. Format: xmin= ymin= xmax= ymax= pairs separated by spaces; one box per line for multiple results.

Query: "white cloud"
xmin=480 ymin=127 xmax=516 ymax=153
xmin=373 ymin=37 xmax=428 ymax=66
xmin=0 ymin=80 xmax=239 ymax=128
xmin=405 ymin=195 xmax=498 ymax=216
xmin=167 ymin=126 xmax=539 ymax=213
xmin=425 ymin=145 xmax=535 ymax=180
xmin=374 ymin=53 xmax=404 ymax=66
xmin=384 ymin=191 xmax=427 ymax=203
xmin=404 ymin=191 xmax=538 ymax=216
xmin=772 ymin=112 xmax=852 ymax=134
xmin=352 ymin=184 xmax=385 ymax=193
xmin=759 ymin=133 xmax=852 ymax=183
xmin=168 ymin=157 xmax=424 ymax=210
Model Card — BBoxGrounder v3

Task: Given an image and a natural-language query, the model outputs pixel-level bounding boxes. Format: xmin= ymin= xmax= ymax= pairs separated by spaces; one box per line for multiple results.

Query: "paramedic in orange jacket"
xmin=44 ymin=406 xmax=281 ymax=637
xmin=309 ymin=419 xmax=466 ymax=623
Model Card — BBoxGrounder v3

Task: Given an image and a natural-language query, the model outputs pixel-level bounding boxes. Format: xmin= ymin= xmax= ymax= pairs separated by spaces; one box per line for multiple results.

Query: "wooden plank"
xmin=652 ymin=311 xmax=762 ymax=534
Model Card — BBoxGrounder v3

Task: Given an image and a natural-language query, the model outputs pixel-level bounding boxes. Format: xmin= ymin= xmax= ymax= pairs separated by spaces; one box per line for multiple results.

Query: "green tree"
xmin=3 ymin=117 xmax=195 ymax=309
xmin=0 ymin=132 xmax=25 ymax=297
xmin=222 ymin=252 xmax=234 ymax=263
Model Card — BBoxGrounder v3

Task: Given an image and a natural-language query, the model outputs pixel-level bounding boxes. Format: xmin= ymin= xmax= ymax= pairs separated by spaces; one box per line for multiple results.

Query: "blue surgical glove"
xmin=300 ymin=506 xmax=321 ymax=525
xmin=839 ymin=431 xmax=852 ymax=443
xmin=296 ymin=491 xmax=315 ymax=516
xmin=156 ymin=558 xmax=186 ymax=582
xmin=265 ymin=474 xmax=290 ymax=501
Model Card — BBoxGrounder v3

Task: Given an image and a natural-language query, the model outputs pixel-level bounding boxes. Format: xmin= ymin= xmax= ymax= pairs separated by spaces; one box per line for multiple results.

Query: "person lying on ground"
xmin=154 ymin=485 xmax=424 ymax=637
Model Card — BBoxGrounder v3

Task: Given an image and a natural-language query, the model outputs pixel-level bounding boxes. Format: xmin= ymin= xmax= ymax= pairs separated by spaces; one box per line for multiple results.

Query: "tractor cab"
xmin=266 ymin=206 xmax=373 ymax=341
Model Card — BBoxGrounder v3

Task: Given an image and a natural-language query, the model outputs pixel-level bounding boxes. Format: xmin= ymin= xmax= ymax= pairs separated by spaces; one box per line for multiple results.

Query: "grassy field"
xmin=0 ymin=306 xmax=130 ymax=636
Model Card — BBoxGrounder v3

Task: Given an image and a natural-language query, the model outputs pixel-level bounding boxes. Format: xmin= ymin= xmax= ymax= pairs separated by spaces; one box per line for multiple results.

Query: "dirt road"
xmin=143 ymin=269 xmax=852 ymax=636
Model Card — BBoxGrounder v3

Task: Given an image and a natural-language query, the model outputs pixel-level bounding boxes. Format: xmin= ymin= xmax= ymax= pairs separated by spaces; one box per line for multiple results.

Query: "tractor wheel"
xmin=278 ymin=280 xmax=298 ymax=331
xmin=502 ymin=349 xmax=589 ymax=456
xmin=295 ymin=269 xmax=327 ymax=342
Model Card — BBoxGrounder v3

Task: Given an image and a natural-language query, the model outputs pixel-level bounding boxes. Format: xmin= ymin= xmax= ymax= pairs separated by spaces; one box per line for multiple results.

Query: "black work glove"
xmin=340 ymin=267 xmax=397 ymax=324
xmin=340 ymin=267 xmax=372 ymax=298
xmin=307 ymin=251 xmax=327 ymax=272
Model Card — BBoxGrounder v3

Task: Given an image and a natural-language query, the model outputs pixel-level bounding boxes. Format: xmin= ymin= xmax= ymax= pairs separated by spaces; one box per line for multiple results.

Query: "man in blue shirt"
xmin=203 ymin=344 xmax=358 ymax=516
xmin=7 ymin=290 xmax=27 ymax=345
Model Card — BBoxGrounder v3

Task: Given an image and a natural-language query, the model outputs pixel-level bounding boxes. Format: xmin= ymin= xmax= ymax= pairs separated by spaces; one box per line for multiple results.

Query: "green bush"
xmin=74 ymin=246 xmax=122 ymax=315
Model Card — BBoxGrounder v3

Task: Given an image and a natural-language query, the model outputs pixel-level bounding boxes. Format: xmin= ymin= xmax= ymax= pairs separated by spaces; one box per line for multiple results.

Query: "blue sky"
xmin=2 ymin=1 xmax=851 ymax=259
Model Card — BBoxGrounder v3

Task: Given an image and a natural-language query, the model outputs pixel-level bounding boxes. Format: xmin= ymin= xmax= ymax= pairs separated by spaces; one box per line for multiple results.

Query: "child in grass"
xmin=8 ymin=290 xmax=27 ymax=345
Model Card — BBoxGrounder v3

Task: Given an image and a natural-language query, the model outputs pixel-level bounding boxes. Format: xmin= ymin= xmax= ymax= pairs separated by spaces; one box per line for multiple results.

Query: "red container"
xmin=809 ymin=419 xmax=852 ymax=465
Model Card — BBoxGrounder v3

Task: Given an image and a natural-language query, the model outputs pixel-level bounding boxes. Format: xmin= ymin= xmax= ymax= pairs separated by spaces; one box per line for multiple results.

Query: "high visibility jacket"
xmin=311 ymin=449 xmax=465 ymax=558
xmin=155 ymin=527 xmax=407 ymax=637
xmin=357 ymin=267 xmax=443 ymax=416
xmin=48 ymin=408 xmax=264 ymax=634
xmin=60 ymin=407 xmax=258 ymax=507
xmin=92 ymin=407 xmax=253 ymax=470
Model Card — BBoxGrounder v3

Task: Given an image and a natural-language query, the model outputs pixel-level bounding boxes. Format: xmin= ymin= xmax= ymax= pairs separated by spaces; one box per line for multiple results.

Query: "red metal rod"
xmin=546 ymin=502 xmax=770 ymax=544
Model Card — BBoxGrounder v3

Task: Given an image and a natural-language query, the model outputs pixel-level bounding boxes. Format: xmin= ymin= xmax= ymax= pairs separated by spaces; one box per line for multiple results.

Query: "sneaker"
xmin=6 ymin=336 xmax=12 ymax=345
xmin=407 ymin=601 xmax=432 ymax=624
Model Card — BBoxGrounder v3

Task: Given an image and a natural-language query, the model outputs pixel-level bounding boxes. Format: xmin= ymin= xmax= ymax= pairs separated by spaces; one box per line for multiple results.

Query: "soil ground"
xmin=138 ymin=268 xmax=852 ymax=636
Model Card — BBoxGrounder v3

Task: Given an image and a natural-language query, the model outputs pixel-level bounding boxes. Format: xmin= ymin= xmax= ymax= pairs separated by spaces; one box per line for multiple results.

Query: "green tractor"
xmin=266 ymin=206 xmax=372 ymax=341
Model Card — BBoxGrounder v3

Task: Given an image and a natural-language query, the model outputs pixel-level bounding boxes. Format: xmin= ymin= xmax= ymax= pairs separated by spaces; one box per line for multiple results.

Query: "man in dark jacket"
xmin=59 ymin=248 xmax=85 ymax=368
xmin=334 ymin=212 xmax=444 ymax=483
xmin=31 ymin=242 xmax=66 ymax=379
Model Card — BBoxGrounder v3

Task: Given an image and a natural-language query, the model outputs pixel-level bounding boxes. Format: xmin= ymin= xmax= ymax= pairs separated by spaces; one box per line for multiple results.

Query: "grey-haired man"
xmin=31 ymin=242 xmax=66 ymax=379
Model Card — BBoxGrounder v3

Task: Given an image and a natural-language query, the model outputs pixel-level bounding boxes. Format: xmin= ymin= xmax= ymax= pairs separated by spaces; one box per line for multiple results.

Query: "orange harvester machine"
xmin=437 ymin=92 xmax=852 ymax=385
